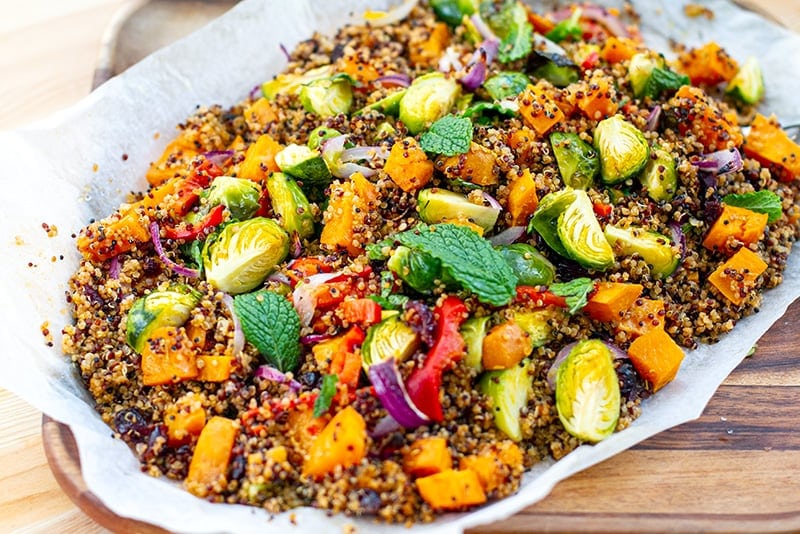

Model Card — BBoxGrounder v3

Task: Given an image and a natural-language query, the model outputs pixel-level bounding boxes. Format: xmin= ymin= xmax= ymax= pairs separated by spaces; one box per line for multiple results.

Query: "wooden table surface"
xmin=1 ymin=1 xmax=799 ymax=533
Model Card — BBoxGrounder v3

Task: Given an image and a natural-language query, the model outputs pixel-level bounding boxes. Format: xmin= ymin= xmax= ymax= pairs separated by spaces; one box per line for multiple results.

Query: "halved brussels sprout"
xmin=483 ymin=71 xmax=531 ymax=101
xmin=726 ymin=56 xmax=765 ymax=105
xmin=417 ymin=188 xmax=500 ymax=232
xmin=261 ymin=65 xmax=334 ymax=100
xmin=356 ymin=89 xmax=407 ymax=116
xmin=126 ymin=285 xmax=202 ymax=353
xmin=461 ymin=315 xmax=490 ymax=371
xmin=495 ymin=243 xmax=555 ymax=286
xmin=593 ymin=115 xmax=650 ymax=185
xmin=299 ymin=75 xmax=353 ymax=118
xmin=275 ymin=143 xmax=332 ymax=184
xmin=628 ymin=52 xmax=664 ymax=98
xmin=604 ymin=224 xmax=679 ymax=278
xmin=399 ymin=72 xmax=461 ymax=135
xmin=203 ymin=217 xmax=289 ymax=295
xmin=555 ymin=339 xmax=621 ymax=443
xmin=558 ymin=189 xmax=615 ymax=270
xmin=639 ymin=145 xmax=677 ymax=202
xmin=362 ymin=315 xmax=420 ymax=370
xmin=266 ymin=172 xmax=315 ymax=239
xmin=550 ymin=132 xmax=600 ymax=189
xmin=430 ymin=0 xmax=477 ymax=26
xmin=307 ymin=126 xmax=343 ymax=150
xmin=529 ymin=187 xmax=576 ymax=258
xmin=479 ymin=359 xmax=532 ymax=441
xmin=513 ymin=309 xmax=558 ymax=350
xmin=532 ymin=62 xmax=580 ymax=88
xmin=205 ymin=176 xmax=261 ymax=221
xmin=387 ymin=245 xmax=443 ymax=294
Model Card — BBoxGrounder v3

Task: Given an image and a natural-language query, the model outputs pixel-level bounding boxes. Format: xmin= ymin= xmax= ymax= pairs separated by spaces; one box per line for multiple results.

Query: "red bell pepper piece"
xmin=592 ymin=201 xmax=613 ymax=219
xmin=170 ymin=160 xmax=224 ymax=217
xmin=405 ymin=296 xmax=468 ymax=422
xmin=581 ymin=50 xmax=600 ymax=70
xmin=338 ymin=298 xmax=382 ymax=328
xmin=162 ymin=204 xmax=225 ymax=241
xmin=287 ymin=257 xmax=333 ymax=287
xmin=515 ymin=286 xmax=567 ymax=308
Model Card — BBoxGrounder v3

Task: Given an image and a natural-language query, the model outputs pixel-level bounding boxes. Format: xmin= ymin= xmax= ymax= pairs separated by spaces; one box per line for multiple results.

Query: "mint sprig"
xmin=233 ymin=290 xmax=301 ymax=372
xmin=550 ymin=278 xmax=594 ymax=315
xmin=420 ymin=115 xmax=473 ymax=156
xmin=313 ymin=374 xmax=338 ymax=417
xmin=392 ymin=223 xmax=517 ymax=306
xmin=723 ymin=190 xmax=783 ymax=223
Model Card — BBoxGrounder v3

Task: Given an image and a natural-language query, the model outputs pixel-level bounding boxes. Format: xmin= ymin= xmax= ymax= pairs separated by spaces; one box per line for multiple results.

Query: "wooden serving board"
xmin=43 ymin=300 xmax=800 ymax=533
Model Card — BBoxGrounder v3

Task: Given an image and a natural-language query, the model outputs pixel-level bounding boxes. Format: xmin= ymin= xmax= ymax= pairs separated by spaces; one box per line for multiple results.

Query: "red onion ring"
xmin=148 ymin=221 xmax=199 ymax=278
xmin=203 ymin=150 xmax=234 ymax=168
xmin=220 ymin=293 xmax=245 ymax=357
xmin=644 ymin=105 xmax=662 ymax=132
xmin=369 ymin=414 xmax=403 ymax=438
xmin=481 ymin=191 xmax=503 ymax=211
xmin=108 ymin=255 xmax=121 ymax=279
xmin=368 ymin=358 xmax=430 ymax=429
xmin=375 ymin=73 xmax=411 ymax=88
xmin=255 ymin=364 xmax=302 ymax=392
xmin=488 ymin=225 xmax=527 ymax=246
xmin=691 ymin=148 xmax=744 ymax=176
xmin=300 ymin=332 xmax=335 ymax=345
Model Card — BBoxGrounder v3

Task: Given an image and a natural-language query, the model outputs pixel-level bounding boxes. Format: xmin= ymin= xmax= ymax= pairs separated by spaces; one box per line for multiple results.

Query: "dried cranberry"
xmin=356 ymin=489 xmax=382 ymax=515
xmin=113 ymin=408 xmax=150 ymax=441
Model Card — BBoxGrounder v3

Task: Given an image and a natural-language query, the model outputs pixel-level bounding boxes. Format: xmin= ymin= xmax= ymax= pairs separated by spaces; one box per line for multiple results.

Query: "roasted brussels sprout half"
xmin=593 ymin=115 xmax=650 ymax=185
xmin=479 ymin=359 xmax=532 ymax=441
xmin=399 ymin=72 xmax=461 ymax=134
xmin=532 ymin=62 xmax=580 ymax=88
xmin=483 ymin=71 xmax=531 ymax=101
xmin=430 ymin=0 xmax=477 ymax=25
xmin=513 ymin=309 xmax=558 ymax=349
xmin=627 ymin=52 xmax=664 ymax=99
xmin=461 ymin=315 xmax=490 ymax=371
xmin=639 ymin=145 xmax=677 ymax=202
xmin=203 ymin=217 xmax=289 ymax=295
xmin=307 ymin=126 xmax=343 ymax=150
xmin=356 ymin=89 xmax=407 ymax=116
xmin=495 ymin=243 xmax=556 ymax=286
xmin=126 ymin=285 xmax=202 ymax=353
xmin=266 ymin=172 xmax=315 ymax=239
xmin=550 ymin=132 xmax=600 ymax=189
xmin=604 ymin=224 xmax=679 ymax=278
xmin=726 ymin=56 xmax=765 ymax=105
xmin=299 ymin=75 xmax=353 ymax=118
xmin=555 ymin=339 xmax=621 ymax=443
xmin=387 ymin=245 xmax=443 ymax=294
xmin=417 ymin=188 xmax=500 ymax=232
xmin=362 ymin=315 xmax=420 ymax=370
xmin=558 ymin=189 xmax=615 ymax=270
xmin=275 ymin=143 xmax=332 ymax=184
xmin=261 ymin=65 xmax=334 ymax=100
xmin=529 ymin=187 xmax=576 ymax=258
xmin=205 ymin=176 xmax=261 ymax=221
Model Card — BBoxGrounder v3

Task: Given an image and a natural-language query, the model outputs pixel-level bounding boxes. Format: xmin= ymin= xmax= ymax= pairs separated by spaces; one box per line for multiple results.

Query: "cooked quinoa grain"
xmin=63 ymin=1 xmax=800 ymax=524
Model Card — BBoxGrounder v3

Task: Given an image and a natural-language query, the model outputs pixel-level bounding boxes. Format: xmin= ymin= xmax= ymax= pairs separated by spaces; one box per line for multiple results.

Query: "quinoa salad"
xmin=62 ymin=0 xmax=800 ymax=524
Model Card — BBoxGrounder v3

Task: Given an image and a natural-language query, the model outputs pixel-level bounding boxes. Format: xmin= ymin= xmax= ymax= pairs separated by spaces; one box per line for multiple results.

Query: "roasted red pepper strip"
xmin=405 ymin=296 xmax=468 ymax=422
xmin=515 ymin=286 xmax=568 ymax=308
xmin=170 ymin=159 xmax=224 ymax=217
xmin=592 ymin=201 xmax=613 ymax=219
xmin=338 ymin=298 xmax=383 ymax=328
xmin=162 ymin=204 xmax=225 ymax=241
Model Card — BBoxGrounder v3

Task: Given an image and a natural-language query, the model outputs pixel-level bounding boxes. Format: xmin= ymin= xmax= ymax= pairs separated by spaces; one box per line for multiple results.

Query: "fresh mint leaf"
xmin=393 ymin=223 xmax=517 ymax=306
xmin=233 ymin=290 xmax=301 ymax=372
xmin=483 ymin=71 xmax=530 ymax=101
xmin=420 ymin=115 xmax=473 ymax=156
xmin=550 ymin=277 xmax=594 ymax=315
xmin=723 ymin=190 xmax=783 ymax=223
xmin=480 ymin=0 xmax=533 ymax=63
xmin=642 ymin=68 xmax=689 ymax=98
xmin=462 ymin=101 xmax=518 ymax=125
xmin=369 ymin=271 xmax=410 ymax=310
xmin=313 ymin=374 xmax=338 ymax=417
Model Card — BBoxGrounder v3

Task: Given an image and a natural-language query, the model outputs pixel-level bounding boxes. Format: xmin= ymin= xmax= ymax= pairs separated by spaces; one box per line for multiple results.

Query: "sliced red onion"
xmin=279 ymin=43 xmax=291 ymax=62
xmin=292 ymin=271 xmax=342 ymax=326
xmin=375 ymin=73 xmax=411 ymax=88
xmin=691 ymin=148 xmax=743 ymax=176
xmin=220 ymin=293 xmax=245 ymax=356
xmin=248 ymin=84 xmax=262 ymax=100
xmin=645 ymin=105 xmax=662 ymax=132
xmin=334 ymin=162 xmax=377 ymax=179
xmin=299 ymin=332 xmax=335 ymax=345
xmin=669 ymin=221 xmax=687 ymax=265
xmin=291 ymin=232 xmax=303 ymax=258
xmin=482 ymin=191 xmax=503 ymax=211
xmin=549 ymin=5 xmax=631 ymax=38
xmin=460 ymin=52 xmax=488 ymax=92
xmin=341 ymin=145 xmax=391 ymax=163
xmin=148 ymin=221 xmax=199 ymax=278
xmin=108 ymin=255 xmax=121 ymax=279
xmin=266 ymin=271 xmax=292 ymax=286
xmin=362 ymin=0 xmax=419 ymax=26
xmin=320 ymin=135 xmax=380 ymax=178
xmin=255 ymin=364 xmax=302 ymax=392
xmin=547 ymin=340 xmax=627 ymax=391
xmin=470 ymin=13 xmax=499 ymax=43
xmin=368 ymin=358 xmax=430 ymax=429
xmin=489 ymin=225 xmax=527 ymax=246
xmin=369 ymin=414 xmax=403 ymax=438
xmin=203 ymin=150 xmax=234 ymax=168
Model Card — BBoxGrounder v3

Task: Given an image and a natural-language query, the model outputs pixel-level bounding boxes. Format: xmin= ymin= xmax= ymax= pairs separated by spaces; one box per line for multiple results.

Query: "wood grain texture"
xmin=2 ymin=0 xmax=800 ymax=532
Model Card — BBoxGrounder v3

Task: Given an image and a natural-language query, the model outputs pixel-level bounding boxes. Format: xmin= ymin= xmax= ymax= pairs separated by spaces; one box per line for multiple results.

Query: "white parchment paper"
xmin=0 ymin=1 xmax=798 ymax=532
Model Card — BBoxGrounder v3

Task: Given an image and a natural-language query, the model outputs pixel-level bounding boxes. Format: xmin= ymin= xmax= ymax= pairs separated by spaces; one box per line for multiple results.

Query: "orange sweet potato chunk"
xmin=186 ymin=416 xmax=238 ymax=497
xmin=627 ymin=328 xmax=685 ymax=392
xmin=708 ymin=247 xmax=768 ymax=306
xmin=403 ymin=437 xmax=453 ymax=478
